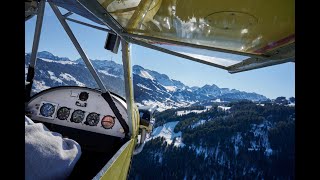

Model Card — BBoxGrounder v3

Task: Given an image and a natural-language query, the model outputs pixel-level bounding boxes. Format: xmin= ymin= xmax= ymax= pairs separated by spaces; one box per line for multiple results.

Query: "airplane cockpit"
xmin=25 ymin=0 xmax=160 ymax=178
xmin=26 ymin=86 xmax=128 ymax=143
xmin=25 ymin=86 xmax=142 ymax=179
xmin=25 ymin=0 xmax=294 ymax=179
xmin=25 ymin=86 xmax=157 ymax=179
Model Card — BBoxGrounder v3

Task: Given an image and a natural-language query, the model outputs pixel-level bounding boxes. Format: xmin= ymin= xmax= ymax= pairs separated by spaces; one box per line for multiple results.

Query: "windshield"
xmin=128 ymin=44 xmax=295 ymax=179
xmin=25 ymin=3 xmax=295 ymax=179
xmin=25 ymin=5 xmax=125 ymax=98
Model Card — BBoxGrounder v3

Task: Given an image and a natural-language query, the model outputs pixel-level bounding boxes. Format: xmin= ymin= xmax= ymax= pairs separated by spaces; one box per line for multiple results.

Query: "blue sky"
xmin=25 ymin=4 xmax=295 ymax=99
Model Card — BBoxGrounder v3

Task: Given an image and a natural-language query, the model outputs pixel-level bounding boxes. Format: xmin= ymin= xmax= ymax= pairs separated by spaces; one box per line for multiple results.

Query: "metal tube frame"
xmin=77 ymin=0 xmax=125 ymax=36
xmin=49 ymin=2 xmax=108 ymax=93
xmin=76 ymin=0 xmax=259 ymax=58
xmin=124 ymin=34 xmax=294 ymax=73
xmin=26 ymin=0 xmax=46 ymax=101
xmin=228 ymin=42 xmax=295 ymax=73
xmin=74 ymin=0 xmax=268 ymax=61
xmin=229 ymin=58 xmax=293 ymax=74
xmin=121 ymin=33 xmax=266 ymax=59
xmin=75 ymin=0 xmax=231 ymax=72
xmin=29 ymin=0 xmax=46 ymax=68
xmin=75 ymin=0 xmax=295 ymax=74
xmin=65 ymin=17 xmax=115 ymax=34
xmin=131 ymin=36 xmax=294 ymax=72
xmin=77 ymin=0 xmax=146 ymax=135
xmin=76 ymin=0 xmax=295 ymax=74
xmin=63 ymin=11 xmax=73 ymax=18
xmin=129 ymin=38 xmax=229 ymax=70
xmin=121 ymin=39 xmax=135 ymax=135
xmin=75 ymin=0 xmax=273 ymax=73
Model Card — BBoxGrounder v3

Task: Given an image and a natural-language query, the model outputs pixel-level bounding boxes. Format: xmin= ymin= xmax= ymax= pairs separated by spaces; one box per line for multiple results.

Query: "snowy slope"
xmin=25 ymin=51 xmax=270 ymax=107
xmin=149 ymin=121 xmax=185 ymax=147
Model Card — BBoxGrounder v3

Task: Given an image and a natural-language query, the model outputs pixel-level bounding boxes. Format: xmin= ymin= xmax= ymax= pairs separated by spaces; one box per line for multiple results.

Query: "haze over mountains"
xmin=26 ymin=51 xmax=270 ymax=110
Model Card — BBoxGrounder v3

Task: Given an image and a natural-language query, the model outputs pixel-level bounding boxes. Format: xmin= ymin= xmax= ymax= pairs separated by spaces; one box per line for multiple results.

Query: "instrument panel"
xmin=26 ymin=87 xmax=128 ymax=138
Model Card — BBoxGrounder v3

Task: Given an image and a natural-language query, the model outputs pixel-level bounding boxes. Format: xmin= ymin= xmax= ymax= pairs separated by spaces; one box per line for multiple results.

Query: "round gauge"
xmin=57 ymin=107 xmax=70 ymax=120
xmin=79 ymin=92 xmax=89 ymax=101
xmin=71 ymin=110 xmax=85 ymax=123
xmin=40 ymin=103 xmax=55 ymax=117
xmin=101 ymin=115 xmax=115 ymax=129
xmin=86 ymin=113 xmax=100 ymax=126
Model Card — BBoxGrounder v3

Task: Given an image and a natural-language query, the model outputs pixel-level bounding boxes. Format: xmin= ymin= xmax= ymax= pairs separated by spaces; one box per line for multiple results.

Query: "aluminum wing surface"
xmin=51 ymin=0 xmax=295 ymax=73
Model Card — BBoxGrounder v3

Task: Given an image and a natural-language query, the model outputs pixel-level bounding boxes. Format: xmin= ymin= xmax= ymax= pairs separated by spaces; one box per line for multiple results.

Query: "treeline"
xmin=174 ymin=107 xmax=227 ymax=133
xmin=129 ymin=101 xmax=295 ymax=179
xmin=154 ymin=105 xmax=208 ymax=127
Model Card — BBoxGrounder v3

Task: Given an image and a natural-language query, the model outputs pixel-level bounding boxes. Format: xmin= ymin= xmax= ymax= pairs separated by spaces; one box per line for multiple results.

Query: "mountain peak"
xmin=132 ymin=65 xmax=145 ymax=74
xmin=202 ymin=84 xmax=219 ymax=89
xmin=38 ymin=51 xmax=54 ymax=56
xmin=37 ymin=51 xmax=70 ymax=61
xmin=133 ymin=65 xmax=186 ymax=89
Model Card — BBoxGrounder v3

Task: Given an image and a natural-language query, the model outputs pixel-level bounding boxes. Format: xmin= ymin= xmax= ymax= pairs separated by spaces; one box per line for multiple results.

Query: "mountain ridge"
xmin=26 ymin=51 xmax=272 ymax=110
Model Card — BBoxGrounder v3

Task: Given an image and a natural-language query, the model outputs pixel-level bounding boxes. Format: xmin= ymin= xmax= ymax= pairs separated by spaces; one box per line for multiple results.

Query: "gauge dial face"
xmin=79 ymin=92 xmax=89 ymax=101
xmin=40 ymin=103 xmax=55 ymax=117
xmin=86 ymin=113 xmax=100 ymax=126
xmin=101 ymin=115 xmax=115 ymax=129
xmin=57 ymin=107 xmax=70 ymax=120
xmin=71 ymin=110 xmax=85 ymax=123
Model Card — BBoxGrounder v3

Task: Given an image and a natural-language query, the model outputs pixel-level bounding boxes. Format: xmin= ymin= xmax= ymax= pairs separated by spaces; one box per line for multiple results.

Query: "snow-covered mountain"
xmin=25 ymin=52 xmax=294 ymax=179
xmin=25 ymin=51 xmax=269 ymax=110
xmin=133 ymin=65 xmax=185 ymax=89
xmin=148 ymin=121 xmax=185 ymax=148
xmin=37 ymin=51 xmax=71 ymax=61
xmin=129 ymin=100 xmax=295 ymax=180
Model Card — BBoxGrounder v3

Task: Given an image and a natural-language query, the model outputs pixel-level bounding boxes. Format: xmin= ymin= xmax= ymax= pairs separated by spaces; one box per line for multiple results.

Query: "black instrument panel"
xmin=26 ymin=87 xmax=127 ymax=138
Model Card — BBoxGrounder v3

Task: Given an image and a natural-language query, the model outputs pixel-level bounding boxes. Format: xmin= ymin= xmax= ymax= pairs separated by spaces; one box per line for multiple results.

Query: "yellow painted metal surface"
xmin=99 ymin=0 xmax=294 ymax=55
xmin=100 ymin=139 xmax=136 ymax=180
xmin=121 ymin=40 xmax=140 ymax=138
xmin=132 ymin=105 xmax=140 ymax=137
